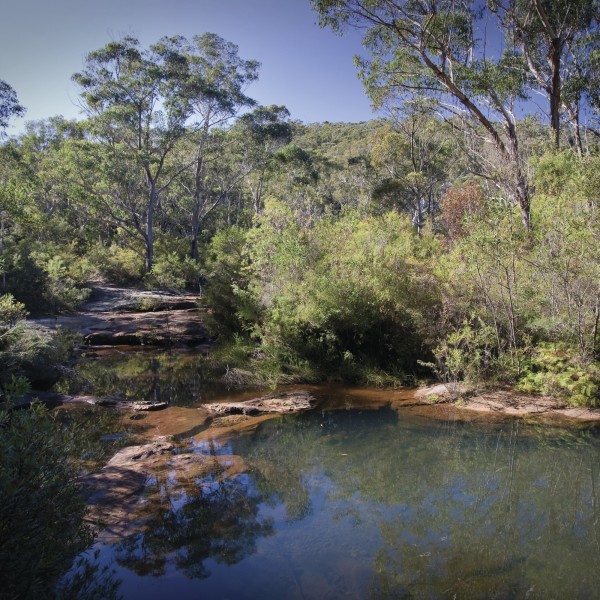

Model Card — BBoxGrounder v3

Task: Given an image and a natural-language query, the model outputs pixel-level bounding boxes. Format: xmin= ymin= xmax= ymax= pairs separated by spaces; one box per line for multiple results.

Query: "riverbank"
xmin=417 ymin=383 xmax=600 ymax=422
xmin=31 ymin=284 xmax=210 ymax=347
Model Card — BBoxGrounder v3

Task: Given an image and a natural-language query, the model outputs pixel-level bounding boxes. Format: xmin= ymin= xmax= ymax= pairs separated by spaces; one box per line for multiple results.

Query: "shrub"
xmin=87 ymin=244 xmax=145 ymax=285
xmin=0 ymin=325 xmax=77 ymax=389
xmin=0 ymin=403 xmax=93 ymax=599
xmin=517 ymin=343 xmax=600 ymax=407
xmin=0 ymin=293 xmax=28 ymax=329
xmin=43 ymin=256 xmax=91 ymax=312
xmin=146 ymin=252 xmax=202 ymax=291
xmin=204 ymin=226 xmax=260 ymax=338
xmin=428 ymin=318 xmax=505 ymax=386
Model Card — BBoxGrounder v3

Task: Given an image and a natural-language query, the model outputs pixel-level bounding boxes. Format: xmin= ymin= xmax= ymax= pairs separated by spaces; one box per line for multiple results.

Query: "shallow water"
xmin=73 ymin=391 xmax=600 ymax=599
xmin=66 ymin=347 xmax=250 ymax=406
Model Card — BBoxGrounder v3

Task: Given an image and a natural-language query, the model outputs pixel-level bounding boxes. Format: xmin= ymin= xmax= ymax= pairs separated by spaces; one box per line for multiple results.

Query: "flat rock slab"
xmin=33 ymin=308 xmax=209 ymax=347
xmin=202 ymin=390 xmax=315 ymax=416
xmin=81 ymin=437 xmax=245 ymax=541
xmin=82 ymin=285 xmax=201 ymax=313
xmin=29 ymin=284 xmax=209 ymax=347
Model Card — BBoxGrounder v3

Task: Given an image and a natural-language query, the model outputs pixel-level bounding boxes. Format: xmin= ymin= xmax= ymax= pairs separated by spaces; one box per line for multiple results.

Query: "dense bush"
xmin=204 ymin=226 xmax=260 ymax=338
xmin=0 ymin=293 xmax=28 ymax=328
xmin=517 ymin=343 xmax=600 ymax=407
xmin=246 ymin=203 xmax=440 ymax=381
xmin=0 ymin=324 xmax=77 ymax=389
xmin=147 ymin=252 xmax=202 ymax=291
xmin=0 ymin=403 xmax=93 ymax=599
xmin=86 ymin=243 xmax=145 ymax=285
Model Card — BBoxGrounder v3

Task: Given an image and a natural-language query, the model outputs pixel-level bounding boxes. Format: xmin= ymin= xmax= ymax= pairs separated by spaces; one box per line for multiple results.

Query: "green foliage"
xmin=248 ymin=203 xmax=440 ymax=380
xmin=437 ymin=197 xmax=533 ymax=379
xmin=431 ymin=318 xmax=502 ymax=384
xmin=0 ymin=403 xmax=93 ymax=599
xmin=0 ymin=374 xmax=31 ymax=404
xmin=204 ymin=226 xmax=260 ymax=338
xmin=0 ymin=325 xmax=77 ymax=388
xmin=41 ymin=254 xmax=92 ymax=312
xmin=87 ymin=244 xmax=145 ymax=285
xmin=517 ymin=343 xmax=600 ymax=407
xmin=0 ymin=293 xmax=27 ymax=329
xmin=0 ymin=79 xmax=25 ymax=131
xmin=146 ymin=252 xmax=201 ymax=291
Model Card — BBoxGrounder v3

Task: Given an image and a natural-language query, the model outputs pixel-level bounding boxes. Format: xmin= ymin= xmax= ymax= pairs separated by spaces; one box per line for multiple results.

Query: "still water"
xmin=76 ymin=383 xmax=600 ymax=600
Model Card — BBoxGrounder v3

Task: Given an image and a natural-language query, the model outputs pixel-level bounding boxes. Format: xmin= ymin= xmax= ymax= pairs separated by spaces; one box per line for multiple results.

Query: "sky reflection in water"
xmin=81 ymin=405 xmax=600 ymax=599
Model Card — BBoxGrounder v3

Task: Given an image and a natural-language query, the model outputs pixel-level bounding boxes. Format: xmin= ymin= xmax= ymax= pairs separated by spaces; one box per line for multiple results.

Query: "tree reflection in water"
xmin=235 ymin=410 xmax=600 ymax=598
xmin=79 ymin=407 xmax=600 ymax=599
xmin=114 ymin=468 xmax=274 ymax=580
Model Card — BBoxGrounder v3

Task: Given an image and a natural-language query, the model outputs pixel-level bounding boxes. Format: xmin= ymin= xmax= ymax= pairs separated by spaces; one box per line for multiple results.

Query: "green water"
xmin=76 ymin=403 xmax=600 ymax=599
xmin=64 ymin=348 xmax=227 ymax=405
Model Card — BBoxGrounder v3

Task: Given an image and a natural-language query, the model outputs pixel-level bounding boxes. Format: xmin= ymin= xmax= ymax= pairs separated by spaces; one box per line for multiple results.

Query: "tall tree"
xmin=0 ymin=80 xmax=25 ymax=133
xmin=235 ymin=105 xmax=293 ymax=214
xmin=72 ymin=37 xmax=190 ymax=272
xmin=490 ymin=0 xmax=599 ymax=152
xmin=370 ymin=115 xmax=451 ymax=232
xmin=312 ymin=0 xmax=535 ymax=229
xmin=156 ymin=34 xmax=259 ymax=261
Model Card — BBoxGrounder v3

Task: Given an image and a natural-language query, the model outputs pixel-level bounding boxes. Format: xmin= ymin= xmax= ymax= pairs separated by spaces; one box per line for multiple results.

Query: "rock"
xmin=81 ymin=436 xmax=246 ymax=541
xmin=130 ymin=400 xmax=169 ymax=411
xmin=202 ymin=390 xmax=315 ymax=416
xmin=30 ymin=284 xmax=210 ymax=348
xmin=89 ymin=396 xmax=119 ymax=407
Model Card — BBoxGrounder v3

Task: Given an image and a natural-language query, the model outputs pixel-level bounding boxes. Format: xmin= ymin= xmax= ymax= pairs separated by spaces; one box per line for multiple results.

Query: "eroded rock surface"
xmin=202 ymin=390 xmax=315 ymax=416
xmin=31 ymin=285 xmax=209 ymax=347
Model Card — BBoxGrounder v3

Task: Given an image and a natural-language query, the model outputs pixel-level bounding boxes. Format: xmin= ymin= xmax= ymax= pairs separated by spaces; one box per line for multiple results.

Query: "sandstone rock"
xmin=202 ymin=390 xmax=315 ymax=416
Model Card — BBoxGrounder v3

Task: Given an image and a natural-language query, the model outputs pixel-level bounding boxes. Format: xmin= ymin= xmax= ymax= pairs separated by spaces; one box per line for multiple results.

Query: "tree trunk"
xmin=515 ymin=173 xmax=531 ymax=231
xmin=548 ymin=37 xmax=562 ymax=149
xmin=145 ymin=183 xmax=157 ymax=273
xmin=191 ymin=193 xmax=201 ymax=262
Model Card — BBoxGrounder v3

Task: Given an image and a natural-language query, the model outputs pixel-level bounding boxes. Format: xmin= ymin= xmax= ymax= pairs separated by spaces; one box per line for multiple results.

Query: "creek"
xmin=65 ymin=348 xmax=600 ymax=599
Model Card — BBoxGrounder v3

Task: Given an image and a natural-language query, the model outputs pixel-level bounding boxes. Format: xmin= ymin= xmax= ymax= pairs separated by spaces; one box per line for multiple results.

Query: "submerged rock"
xmin=82 ymin=436 xmax=246 ymax=541
xmin=202 ymin=390 xmax=315 ymax=416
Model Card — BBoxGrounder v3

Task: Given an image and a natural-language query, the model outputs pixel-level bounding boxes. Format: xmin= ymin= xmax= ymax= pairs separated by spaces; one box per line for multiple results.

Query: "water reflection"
xmin=114 ymin=471 xmax=274 ymax=580
xmin=79 ymin=407 xmax=600 ymax=599
xmin=65 ymin=349 xmax=212 ymax=406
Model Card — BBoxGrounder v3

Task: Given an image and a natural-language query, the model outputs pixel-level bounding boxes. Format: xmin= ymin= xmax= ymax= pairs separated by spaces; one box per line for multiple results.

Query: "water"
xmin=65 ymin=347 xmax=242 ymax=406
xmin=74 ymin=400 xmax=600 ymax=599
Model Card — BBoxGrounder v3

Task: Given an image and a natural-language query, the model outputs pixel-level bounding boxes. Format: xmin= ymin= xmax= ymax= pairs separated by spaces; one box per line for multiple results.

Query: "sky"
xmin=0 ymin=0 xmax=378 ymax=135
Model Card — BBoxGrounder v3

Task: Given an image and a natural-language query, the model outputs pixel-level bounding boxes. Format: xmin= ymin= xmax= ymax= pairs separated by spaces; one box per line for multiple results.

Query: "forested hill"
xmin=294 ymin=120 xmax=382 ymax=161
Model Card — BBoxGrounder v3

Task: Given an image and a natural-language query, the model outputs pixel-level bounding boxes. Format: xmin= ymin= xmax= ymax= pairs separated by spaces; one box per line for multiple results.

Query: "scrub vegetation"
xmin=2 ymin=1 xmax=600 ymax=595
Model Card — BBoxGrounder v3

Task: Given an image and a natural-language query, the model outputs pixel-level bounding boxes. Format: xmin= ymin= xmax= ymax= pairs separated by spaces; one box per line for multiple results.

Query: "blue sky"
xmin=1 ymin=0 xmax=377 ymax=135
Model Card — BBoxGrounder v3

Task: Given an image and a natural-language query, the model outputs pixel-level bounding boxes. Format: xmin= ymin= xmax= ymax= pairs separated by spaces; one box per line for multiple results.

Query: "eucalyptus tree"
xmin=489 ymin=0 xmax=599 ymax=153
xmin=72 ymin=37 xmax=190 ymax=272
xmin=0 ymin=80 xmax=25 ymax=133
xmin=156 ymin=33 xmax=259 ymax=261
xmin=234 ymin=105 xmax=293 ymax=214
xmin=0 ymin=81 xmax=25 ymax=289
xmin=370 ymin=115 xmax=452 ymax=231
xmin=312 ymin=0 xmax=535 ymax=229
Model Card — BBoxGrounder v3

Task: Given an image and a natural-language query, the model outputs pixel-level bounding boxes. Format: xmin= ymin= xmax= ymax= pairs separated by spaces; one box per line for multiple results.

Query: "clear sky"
xmin=0 ymin=0 xmax=378 ymax=135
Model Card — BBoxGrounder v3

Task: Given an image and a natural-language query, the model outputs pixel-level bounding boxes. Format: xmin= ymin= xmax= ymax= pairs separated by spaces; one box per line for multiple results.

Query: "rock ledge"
xmin=202 ymin=390 xmax=315 ymax=416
